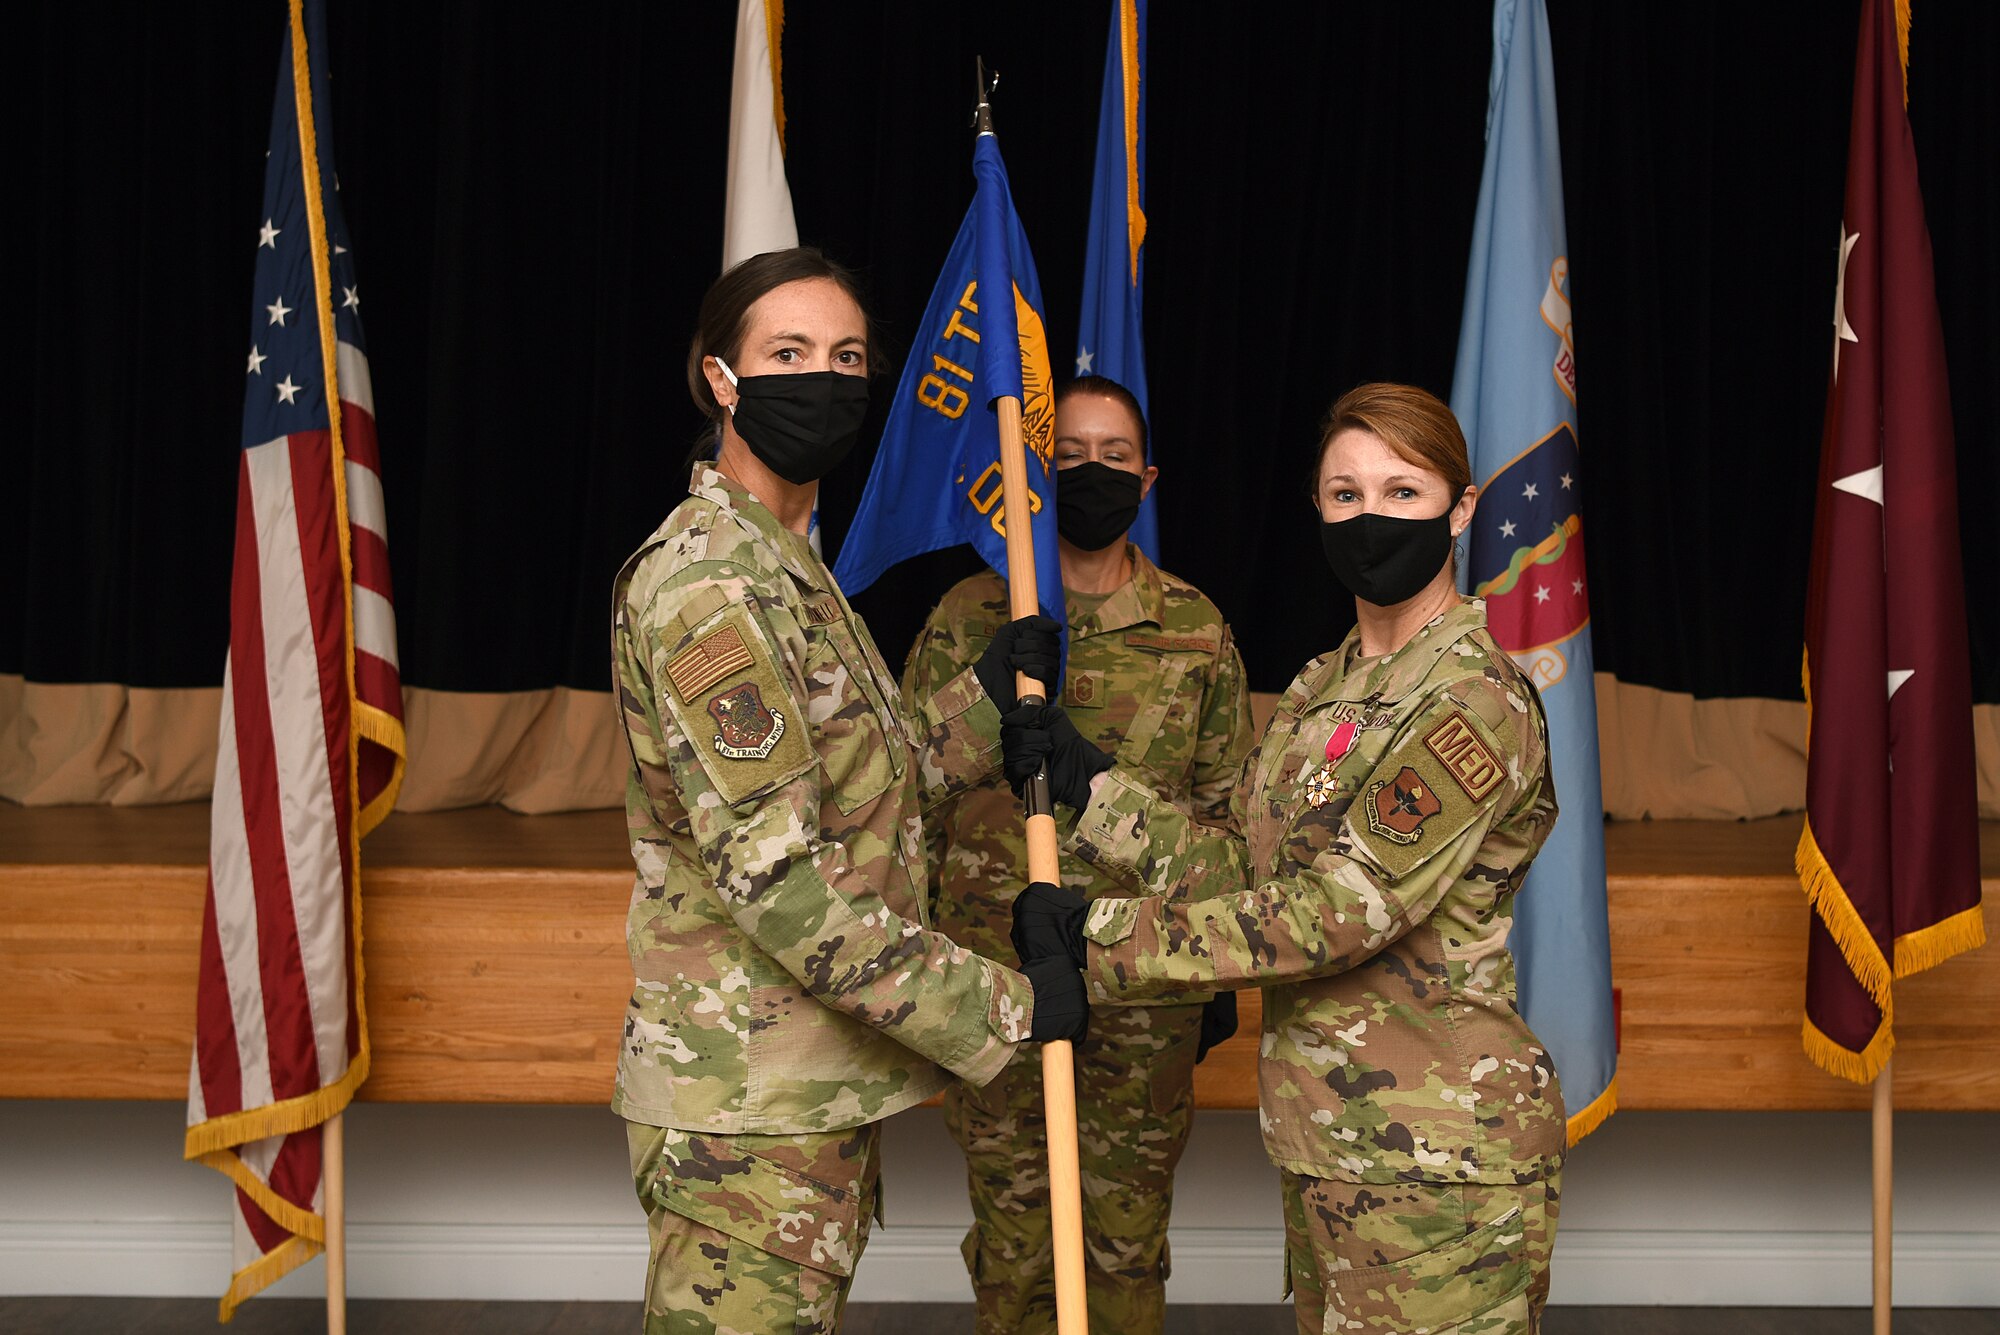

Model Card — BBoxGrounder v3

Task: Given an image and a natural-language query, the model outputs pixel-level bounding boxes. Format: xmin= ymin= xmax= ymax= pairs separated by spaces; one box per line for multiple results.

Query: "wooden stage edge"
xmin=2 ymin=804 xmax=1996 ymax=1113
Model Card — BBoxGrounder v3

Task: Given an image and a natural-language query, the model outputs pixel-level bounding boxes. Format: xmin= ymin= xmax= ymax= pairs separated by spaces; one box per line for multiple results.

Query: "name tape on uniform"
xmin=1125 ymin=631 xmax=1217 ymax=654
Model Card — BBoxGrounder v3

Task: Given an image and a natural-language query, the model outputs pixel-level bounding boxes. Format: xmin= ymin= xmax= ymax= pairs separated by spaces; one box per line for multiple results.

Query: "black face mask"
xmin=1056 ymin=461 xmax=1145 ymax=552
xmin=718 ymin=358 xmax=871 ymax=485
xmin=1319 ymin=510 xmax=1455 ymax=607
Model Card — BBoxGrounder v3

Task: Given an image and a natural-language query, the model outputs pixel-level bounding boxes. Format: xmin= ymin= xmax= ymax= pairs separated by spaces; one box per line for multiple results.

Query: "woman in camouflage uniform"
xmin=611 ymin=249 xmax=1085 ymax=1334
xmin=1006 ymin=383 xmax=1565 ymax=1335
xmin=903 ymin=377 xmax=1253 ymax=1335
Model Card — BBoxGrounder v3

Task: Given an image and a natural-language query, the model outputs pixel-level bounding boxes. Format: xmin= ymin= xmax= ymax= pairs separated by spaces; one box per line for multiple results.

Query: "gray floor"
xmin=1 ymin=1299 xmax=1994 ymax=1335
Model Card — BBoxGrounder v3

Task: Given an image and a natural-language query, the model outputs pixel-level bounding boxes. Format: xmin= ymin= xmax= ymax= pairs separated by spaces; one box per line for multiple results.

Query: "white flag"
xmin=723 ymin=0 xmax=798 ymax=269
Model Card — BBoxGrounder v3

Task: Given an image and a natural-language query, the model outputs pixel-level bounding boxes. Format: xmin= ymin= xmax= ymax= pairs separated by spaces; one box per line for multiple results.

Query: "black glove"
xmin=1195 ymin=992 xmax=1239 ymax=1063
xmin=1000 ymin=703 xmax=1115 ymax=809
xmin=1024 ymin=956 xmax=1089 ymax=1042
xmin=974 ymin=614 xmax=1062 ymax=714
xmin=1011 ymin=880 xmax=1089 ymax=970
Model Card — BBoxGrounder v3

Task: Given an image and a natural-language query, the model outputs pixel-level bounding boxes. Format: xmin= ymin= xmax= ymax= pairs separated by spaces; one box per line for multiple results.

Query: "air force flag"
xmin=1450 ymin=0 xmax=1617 ymax=1144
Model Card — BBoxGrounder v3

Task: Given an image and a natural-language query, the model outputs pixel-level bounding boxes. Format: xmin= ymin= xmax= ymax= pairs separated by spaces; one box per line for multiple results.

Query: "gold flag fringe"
xmin=764 ymin=0 xmax=786 ymax=155
xmin=356 ymin=699 xmax=407 ymax=836
xmin=1797 ymin=632 xmax=1987 ymax=1084
xmin=1120 ymin=0 xmax=1146 ymax=282
xmin=1564 ymin=1075 xmax=1617 ymax=1146
xmin=1895 ymin=903 xmax=1988 ymax=978
xmin=217 ymin=1235 xmax=321 ymax=1324
xmin=1802 ymin=1013 xmax=1894 ymax=1086
xmin=1797 ymin=647 xmax=1892 ymax=1083
xmin=1795 ymin=816 xmax=1895 ymax=1013
xmin=184 ymin=1048 xmax=367 ymax=1160
xmin=1895 ymin=0 xmax=1912 ymax=106
xmin=195 ymin=1148 xmax=327 ymax=1243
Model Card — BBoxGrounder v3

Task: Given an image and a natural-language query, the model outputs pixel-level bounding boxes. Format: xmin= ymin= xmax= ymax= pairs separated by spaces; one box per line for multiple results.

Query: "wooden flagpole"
xmin=288 ymin=4 xmax=352 ymax=1329
xmin=979 ymin=62 xmax=1087 ymax=1335
xmin=325 ymin=1112 xmax=347 ymax=1334
xmin=1872 ymin=1059 xmax=1892 ymax=1335
xmin=996 ymin=396 xmax=1088 ymax=1335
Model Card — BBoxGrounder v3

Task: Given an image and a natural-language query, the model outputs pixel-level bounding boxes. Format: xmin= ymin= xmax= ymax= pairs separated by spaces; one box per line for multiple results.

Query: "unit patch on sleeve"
xmin=654 ymin=601 xmax=815 ymax=806
xmin=667 ymin=625 xmax=755 ymax=701
xmin=1423 ymin=711 xmax=1505 ymax=800
xmin=1345 ymin=696 xmax=1512 ymax=882
xmin=1365 ymin=767 xmax=1443 ymax=844
xmin=708 ymin=682 xmax=785 ymax=760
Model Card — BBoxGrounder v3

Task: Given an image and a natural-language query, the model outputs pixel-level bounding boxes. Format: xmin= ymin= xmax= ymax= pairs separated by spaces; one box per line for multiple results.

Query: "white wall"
xmin=0 ymin=1101 xmax=1993 ymax=1308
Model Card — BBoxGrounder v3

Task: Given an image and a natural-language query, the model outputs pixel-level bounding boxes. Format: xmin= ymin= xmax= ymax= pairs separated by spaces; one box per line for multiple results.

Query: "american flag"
xmin=184 ymin=0 xmax=404 ymax=1317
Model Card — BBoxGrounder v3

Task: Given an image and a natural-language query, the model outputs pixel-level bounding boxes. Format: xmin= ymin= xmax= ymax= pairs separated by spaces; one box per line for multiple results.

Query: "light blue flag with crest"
xmin=834 ymin=134 xmax=1066 ymax=650
xmin=1076 ymin=0 xmax=1157 ymax=561
xmin=1450 ymin=0 xmax=1617 ymax=1143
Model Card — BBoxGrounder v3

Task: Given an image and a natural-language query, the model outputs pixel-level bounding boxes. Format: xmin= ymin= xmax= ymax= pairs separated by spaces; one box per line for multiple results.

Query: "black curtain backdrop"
xmin=8 ymin=1 xmax=1997 ymax=703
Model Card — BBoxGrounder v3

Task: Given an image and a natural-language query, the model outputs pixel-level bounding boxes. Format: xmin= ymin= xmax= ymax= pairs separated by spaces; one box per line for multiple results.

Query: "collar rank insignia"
xmin=1302 ymin=720 xmax=1360 ymax=810
xmin=1365 ymin=766 xmax=1442 ymax=845
xmin=709 ymin=682 xmax=785 ymax=760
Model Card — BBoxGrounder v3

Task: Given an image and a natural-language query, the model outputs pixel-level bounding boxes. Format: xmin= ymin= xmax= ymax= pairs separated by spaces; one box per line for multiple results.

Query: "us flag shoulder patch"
xmin=1423 ymin=711 xmax=1505 ymax=801
xmin=667 ymin=624 xmax=754 ymax=701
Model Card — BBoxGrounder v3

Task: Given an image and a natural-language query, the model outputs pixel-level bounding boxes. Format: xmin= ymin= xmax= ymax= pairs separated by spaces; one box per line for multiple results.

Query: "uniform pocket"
xmin=1119 ymin=657 xmax=1194 ymax=783
xmin=645 ymin=1132 xmax=870 ymax=1278
xmin=802 ymin=625 xmax=900 ymax=816
xmin=1145 ymin=1004 xmax=1202 ymax=1118
xmin=959 ymin=1221 xmax=989 ymax=1287
xmin=1324 ymin=1204 xmax=1532 ymax=1331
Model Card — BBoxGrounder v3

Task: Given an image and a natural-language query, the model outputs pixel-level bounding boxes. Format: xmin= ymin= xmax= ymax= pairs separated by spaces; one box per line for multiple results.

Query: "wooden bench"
xmin=2 ymin=803 xmax=1994 ymax=1110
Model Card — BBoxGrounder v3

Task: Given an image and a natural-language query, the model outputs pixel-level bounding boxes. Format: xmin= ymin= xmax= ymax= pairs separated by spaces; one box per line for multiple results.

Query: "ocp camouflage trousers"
xmin=627 ymin=1119 xmax=880 ymax=1335
xmin=1281 ymin=1171 xmax=1560 ymax=1335
xmin=944 ymin=999 xmax=1204 ymax=1335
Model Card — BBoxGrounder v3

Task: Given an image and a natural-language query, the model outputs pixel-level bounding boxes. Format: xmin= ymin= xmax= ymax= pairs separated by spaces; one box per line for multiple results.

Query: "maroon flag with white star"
xmin=1797 ymin=0 xmax=1985 ymax=1083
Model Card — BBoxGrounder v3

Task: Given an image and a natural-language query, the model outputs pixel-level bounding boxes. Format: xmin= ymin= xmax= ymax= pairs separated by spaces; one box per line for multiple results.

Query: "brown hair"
xmin=1056 ymin=375 xmax=1148 ymax=462
xmin=1310 ymin=382 xmax=1473 ymax=499
xmin=684 ymin=248 xmax=877 ymax=462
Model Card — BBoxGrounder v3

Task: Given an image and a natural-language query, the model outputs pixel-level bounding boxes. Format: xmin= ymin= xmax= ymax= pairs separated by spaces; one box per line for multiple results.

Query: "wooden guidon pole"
xmin=1872 ymin=1059 xmax=1892 ymax=1335
xmin=994 ymin=392 xmax=1088 ymax=1333
xmin=326 ymin=1112 xmax=348 ymax=1334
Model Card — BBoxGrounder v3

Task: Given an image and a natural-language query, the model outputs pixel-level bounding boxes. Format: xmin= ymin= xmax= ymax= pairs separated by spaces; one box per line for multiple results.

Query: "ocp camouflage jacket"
xmin=902 ymin=549 xmax=1252 ymax=970
xmin=609 ymin=465 xmax=1035 ymax=1135
xmin=1066 ymin=598 xmax=1567 ymax=1184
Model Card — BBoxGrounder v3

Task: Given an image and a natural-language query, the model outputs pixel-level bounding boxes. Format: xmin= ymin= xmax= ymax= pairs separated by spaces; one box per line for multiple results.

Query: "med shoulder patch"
xmin=1349 ymin=697 xmax=1514 ymax=882
xmin=1423 ymin=710 xmax=1505 ymax=800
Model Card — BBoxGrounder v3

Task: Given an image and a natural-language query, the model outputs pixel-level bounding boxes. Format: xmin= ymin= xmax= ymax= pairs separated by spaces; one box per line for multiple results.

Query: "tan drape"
xmin=5 ymin=671 xmax=1998 ymax=820
xmin=0 ymin=679 xmax=620 ymax=815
